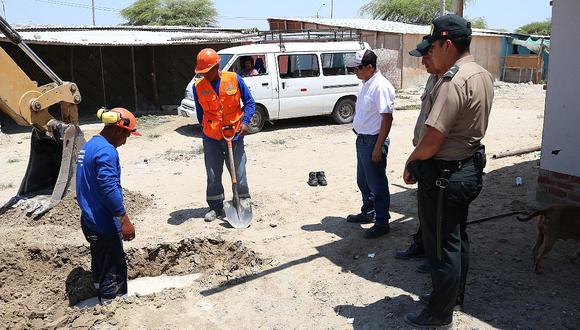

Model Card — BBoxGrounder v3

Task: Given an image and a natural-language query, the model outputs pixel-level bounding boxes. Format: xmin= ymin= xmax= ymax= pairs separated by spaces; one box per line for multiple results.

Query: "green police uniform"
xmin=417 ymin=54 xmax=494 ymax=320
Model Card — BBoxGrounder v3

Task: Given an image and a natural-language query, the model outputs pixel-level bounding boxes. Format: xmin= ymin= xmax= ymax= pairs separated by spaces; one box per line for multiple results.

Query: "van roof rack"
xmin=258 ymin=29 xmax=363 ymax=51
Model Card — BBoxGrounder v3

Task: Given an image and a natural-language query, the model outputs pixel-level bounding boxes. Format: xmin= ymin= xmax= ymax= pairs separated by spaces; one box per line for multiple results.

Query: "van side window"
xmin=229 ymin=54 xmax=267 ymax=77
xmin=321 ymin=52 xmax=356 ymax=76
xmin=278 ymin=54 xmax=320 ymax=79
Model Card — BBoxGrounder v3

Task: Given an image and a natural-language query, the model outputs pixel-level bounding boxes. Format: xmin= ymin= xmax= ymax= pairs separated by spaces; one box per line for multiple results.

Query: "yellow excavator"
xmin=0 ymin=16 xmax=85 ymax=217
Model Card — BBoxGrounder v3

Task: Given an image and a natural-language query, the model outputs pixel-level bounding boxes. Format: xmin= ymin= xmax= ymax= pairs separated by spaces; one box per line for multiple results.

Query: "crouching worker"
xmin=76 ymin=107 xmax=140 ymax=303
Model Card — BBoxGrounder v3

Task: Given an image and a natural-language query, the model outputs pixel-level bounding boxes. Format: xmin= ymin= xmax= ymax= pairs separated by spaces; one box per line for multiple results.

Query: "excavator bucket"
xmin=2 ymin=122 xmax=85 ymax=217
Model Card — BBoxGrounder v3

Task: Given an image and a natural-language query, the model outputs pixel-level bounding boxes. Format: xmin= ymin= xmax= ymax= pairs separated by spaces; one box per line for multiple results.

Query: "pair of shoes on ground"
xmin=346 ymin=212 xmax=390 ymax=238
xmin=307 ymin=171 xmax=327 ymax=186
xmin=404 ymin=308 xmax=452 ymax=329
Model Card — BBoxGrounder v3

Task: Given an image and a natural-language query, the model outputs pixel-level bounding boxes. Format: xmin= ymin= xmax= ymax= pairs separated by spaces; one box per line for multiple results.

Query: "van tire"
xmin=248 ymin=105 xmax=266 ymax=134
xmin=332 ymin=98 xmax=355 ymax=124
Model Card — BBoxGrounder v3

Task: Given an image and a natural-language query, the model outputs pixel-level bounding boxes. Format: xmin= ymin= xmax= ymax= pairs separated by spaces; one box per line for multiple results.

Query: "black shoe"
xmin=404 ymin=309 xmax=451 ymax=329
xmin=419 ymin=294 xmax=464 ymax=311
xmin=316 ymin=171 xmax=327 ymax=186
xmin=307 ymin=172 xmax=318 ymax=186
xmin=395 ymin=242 xmax=425 ymax=259
xmin=346 ymin=212 xmax=375 ymax=224
xmin=416 ymin=262 xmax=432 ymax=274
xmin=363 ymin=225 xmax=390 ymax=239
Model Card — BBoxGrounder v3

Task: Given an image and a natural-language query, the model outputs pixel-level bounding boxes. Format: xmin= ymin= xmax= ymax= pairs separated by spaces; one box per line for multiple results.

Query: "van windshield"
xmin=219 ymin=54 xmax=234 ymax=70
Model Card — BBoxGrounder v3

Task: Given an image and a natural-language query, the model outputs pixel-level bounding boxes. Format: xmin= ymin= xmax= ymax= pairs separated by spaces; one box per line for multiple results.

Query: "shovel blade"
xmin=223 ymin=200 xmax=252 ymax=229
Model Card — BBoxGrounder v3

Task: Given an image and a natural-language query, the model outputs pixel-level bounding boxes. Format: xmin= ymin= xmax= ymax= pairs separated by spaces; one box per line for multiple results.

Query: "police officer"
xmin=402 ymin=15 xmax=494 ymax=328
xmin=395 ymin=38 xmax=437 ymax=271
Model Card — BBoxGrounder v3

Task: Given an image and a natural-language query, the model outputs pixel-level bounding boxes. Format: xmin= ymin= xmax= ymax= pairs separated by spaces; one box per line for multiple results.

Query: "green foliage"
xmin=359 ymin=0 xmax=452 ymax=24
xmin=121 ymin=0 xmax=218 ymax=27
xmin=515 ymin=19 xmax=551 ymax=36
xmin=469 ymin=17 xmax=487 ymax=29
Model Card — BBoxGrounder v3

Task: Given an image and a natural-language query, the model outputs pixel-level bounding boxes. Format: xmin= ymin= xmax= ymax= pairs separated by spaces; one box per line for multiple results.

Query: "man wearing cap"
xmin=394 ymin=37 xmax=437 ymax=274
xmin=346 ymin=49 xmax=395 ymax=239
xmin=192 ymin=48 xmax=255 ymax=222
xmin=76 ymin=107 xmax=140 ymax=303
xmin=402 ymin=14 xmax=493 ymax=327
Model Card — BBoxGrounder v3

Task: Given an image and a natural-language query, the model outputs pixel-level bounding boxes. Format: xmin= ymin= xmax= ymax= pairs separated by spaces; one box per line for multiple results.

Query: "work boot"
xmin=395 ymin=242 xmax=425 ymax=259
xmin=419 ymin=294 xmax=464 ymax=311
xmin=316 ymin=171 xmax=327 ymax=186
xmin=307 ymin=172 xmax=318 ymax=186
xmin=346 ymin=212 xmax=375 ymax=224
xmin=363 ymin=225 xmax=390 ymax=239
xmin=404 ymin=309 xmax=452 ymax=329
xmin=204 ymin=208 xmax=225 ymax=222
xmin=416 ymin=262 xmax=432 ymax=274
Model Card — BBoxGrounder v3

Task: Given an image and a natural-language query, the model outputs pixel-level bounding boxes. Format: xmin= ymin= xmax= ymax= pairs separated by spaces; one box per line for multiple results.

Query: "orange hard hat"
xmin=97 ymin=107 xmax=141 ymax=136
xmin=195 ymin=48 xmax=220 ymax=74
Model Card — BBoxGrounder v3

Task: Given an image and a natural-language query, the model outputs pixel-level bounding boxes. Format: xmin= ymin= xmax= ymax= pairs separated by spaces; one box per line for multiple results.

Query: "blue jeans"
xmin=356 ymin=134 xmax=391 ymax=227
xmin=203 ymin=137 xmax=250 ymax=210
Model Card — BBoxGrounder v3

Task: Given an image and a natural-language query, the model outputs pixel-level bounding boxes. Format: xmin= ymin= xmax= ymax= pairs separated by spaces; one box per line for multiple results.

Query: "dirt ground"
xmin=1 ymin=82 xmax=579 ymax=329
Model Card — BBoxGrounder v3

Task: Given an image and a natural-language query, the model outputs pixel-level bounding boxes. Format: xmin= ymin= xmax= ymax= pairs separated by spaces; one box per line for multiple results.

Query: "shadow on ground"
xmin=200 ymin=159 xmax=580 ymax=329
xmin=167 ymin=207 xmax=207 ymax=225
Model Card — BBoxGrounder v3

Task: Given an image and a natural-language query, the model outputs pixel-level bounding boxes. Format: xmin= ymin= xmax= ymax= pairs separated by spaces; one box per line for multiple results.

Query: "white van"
xmin=177 ymin=41 xmax=369 ymax=133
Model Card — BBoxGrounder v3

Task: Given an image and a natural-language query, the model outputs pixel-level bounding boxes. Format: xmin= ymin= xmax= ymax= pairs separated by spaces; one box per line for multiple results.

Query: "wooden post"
xmin=131 ymin=46 xmax=138 ymax=113
xmin=69 ymin=46 xmax=75 ymax=81
xmin=439 ymin=0 xmax=446 ymax=16
xmin=99 ymin=46 xmax=107 ymax=107
xmin=151 ymin=46 xmax=160 ymax=110
xmin=454 ymin=0 xmax=464 ymax=17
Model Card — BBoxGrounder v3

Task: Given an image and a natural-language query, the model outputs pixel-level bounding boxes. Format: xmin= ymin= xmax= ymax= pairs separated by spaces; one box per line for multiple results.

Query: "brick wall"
xmin=536 ymin=169 xmax=580 ymax=206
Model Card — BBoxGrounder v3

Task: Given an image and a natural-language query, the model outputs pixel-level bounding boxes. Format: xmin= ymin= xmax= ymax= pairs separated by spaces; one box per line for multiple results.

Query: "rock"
xmin=269 ymin=223 xmax=277 ymax=228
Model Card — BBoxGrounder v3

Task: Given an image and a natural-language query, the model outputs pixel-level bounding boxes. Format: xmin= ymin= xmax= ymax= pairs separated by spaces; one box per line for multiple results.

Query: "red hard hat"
xmin=195 ymin=48 xmax=220 ymax=74
xmin=111 ymin=107 xmax=141 ymax=136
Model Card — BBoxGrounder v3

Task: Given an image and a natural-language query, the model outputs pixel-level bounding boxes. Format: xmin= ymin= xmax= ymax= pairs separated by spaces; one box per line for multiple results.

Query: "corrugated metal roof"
xmin=268 ymin=18 xmax=504 ymax=37
xmin=0 ymin=25 xmax=260 ymax=46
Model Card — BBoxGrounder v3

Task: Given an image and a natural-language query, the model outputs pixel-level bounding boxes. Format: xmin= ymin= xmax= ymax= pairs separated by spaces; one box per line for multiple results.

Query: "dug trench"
xmin=0 ymin=238 xmax=264 ymax=328
xmin=0 ymin=189 xmax=152 ymax=227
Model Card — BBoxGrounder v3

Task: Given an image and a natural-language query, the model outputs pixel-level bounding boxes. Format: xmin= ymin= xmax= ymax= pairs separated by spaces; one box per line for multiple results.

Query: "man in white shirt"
xmin=346 ymin=49 xmax=395 ymax=239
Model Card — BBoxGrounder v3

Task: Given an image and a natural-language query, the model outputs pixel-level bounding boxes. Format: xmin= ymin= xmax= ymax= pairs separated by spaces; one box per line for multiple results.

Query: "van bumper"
xmin=177 ymin=99 xmax=199 ymax=124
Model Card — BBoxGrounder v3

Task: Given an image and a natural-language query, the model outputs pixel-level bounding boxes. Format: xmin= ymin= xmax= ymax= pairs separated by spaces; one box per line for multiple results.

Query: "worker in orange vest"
xmin=192 ymin=48 xmax=255 ymax=222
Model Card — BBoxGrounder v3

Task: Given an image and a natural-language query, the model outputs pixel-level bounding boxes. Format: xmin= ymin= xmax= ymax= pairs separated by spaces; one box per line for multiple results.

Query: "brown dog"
xmin=517 ymin=204 xmax=580 ymax=273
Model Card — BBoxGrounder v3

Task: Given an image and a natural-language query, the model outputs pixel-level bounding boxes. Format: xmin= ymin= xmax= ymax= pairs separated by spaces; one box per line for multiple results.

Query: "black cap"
xmin=348 ymin=49 xmax=378 ymax=67
xmin=426 ymin=14 xmax=472 ymax=44
xmin=409 ymin=35 xmax=431 ymax=57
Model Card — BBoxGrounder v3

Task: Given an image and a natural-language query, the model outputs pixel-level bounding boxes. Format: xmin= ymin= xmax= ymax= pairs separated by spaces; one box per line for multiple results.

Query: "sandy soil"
xmin=1 ymin=82 xmax=579 ymax=329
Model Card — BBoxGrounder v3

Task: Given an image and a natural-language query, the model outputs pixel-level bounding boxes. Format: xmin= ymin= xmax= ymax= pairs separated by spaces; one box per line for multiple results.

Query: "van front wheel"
xmin=332 ymin=98 xmax=355 ymax=124
xmin=248 ymin=105 xmax=266 ymax=134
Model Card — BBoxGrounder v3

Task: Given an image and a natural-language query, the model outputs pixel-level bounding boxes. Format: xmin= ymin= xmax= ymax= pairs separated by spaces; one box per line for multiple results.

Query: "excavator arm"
xmin=0 ymin=16 xmax=85 ymax=217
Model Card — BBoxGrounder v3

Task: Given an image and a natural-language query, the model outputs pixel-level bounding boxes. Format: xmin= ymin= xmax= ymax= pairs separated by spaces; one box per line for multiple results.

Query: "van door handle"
xmin=282 ymin=82 xmax=286 ymax=89
xmin=262 ymin=83 xmax=269 ymax=86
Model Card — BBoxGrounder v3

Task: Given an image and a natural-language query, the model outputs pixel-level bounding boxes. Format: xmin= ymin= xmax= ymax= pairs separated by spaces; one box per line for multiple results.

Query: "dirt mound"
xmin=0 ymin=189 xmax=151 ymax=228
xmin=0 ymin=238 xmax=263 ymax=328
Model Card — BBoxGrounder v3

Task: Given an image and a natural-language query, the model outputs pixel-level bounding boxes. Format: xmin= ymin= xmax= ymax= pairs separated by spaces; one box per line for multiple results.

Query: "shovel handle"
xmin=222 ymin=126 xmax=238 ymax=184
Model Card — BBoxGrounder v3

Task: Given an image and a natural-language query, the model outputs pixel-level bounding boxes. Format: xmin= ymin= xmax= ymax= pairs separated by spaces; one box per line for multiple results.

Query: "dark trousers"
xmin=203 ymin=137 xmax=250 ymax=210
xmin=82 ymin=222 xmax=128 ymax=300
xmin=418 ymin=160 xmax=482 ymax=319
xmin=355 ymin=134 xmax=391 ymax=227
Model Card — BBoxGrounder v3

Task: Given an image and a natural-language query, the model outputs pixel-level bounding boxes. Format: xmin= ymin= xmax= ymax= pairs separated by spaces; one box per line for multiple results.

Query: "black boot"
xmin=404 ymin=309 xmax=452 ymax=329
xmin=395 ymin=242 xmax=426 ymax=259
xmin=316 ymin=171 xmax=327 ymax=186
xmin=346 ymin=212 xmax=375 ymax=224
xmin=307 ymin=172 xmax=318 ymax=186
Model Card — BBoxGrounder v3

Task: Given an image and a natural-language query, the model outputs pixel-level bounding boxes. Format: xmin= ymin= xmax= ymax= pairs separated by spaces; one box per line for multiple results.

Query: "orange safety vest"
xmin=195 ymin=72 xmax=243 ymax=140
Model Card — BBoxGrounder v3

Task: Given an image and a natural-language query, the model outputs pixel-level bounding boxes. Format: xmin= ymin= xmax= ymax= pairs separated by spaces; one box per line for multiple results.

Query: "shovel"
xmin=222 ymin=125 xmax=253 ymax=228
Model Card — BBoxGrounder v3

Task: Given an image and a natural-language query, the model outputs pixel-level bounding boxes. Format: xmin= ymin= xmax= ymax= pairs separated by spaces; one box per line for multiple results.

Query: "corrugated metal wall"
xmin=0 ymin=42 xmax=234 ymax=119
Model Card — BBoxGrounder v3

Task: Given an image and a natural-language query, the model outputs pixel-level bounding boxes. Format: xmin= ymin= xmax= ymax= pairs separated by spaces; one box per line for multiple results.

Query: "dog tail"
xmin=516 ymin=209 xmax=545 ymax=222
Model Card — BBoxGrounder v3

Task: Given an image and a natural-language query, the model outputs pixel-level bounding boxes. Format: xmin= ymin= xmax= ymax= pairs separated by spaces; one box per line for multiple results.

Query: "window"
xmin=321 ymin=52 xmax=356 ymax=76
xmin=229 ymin=54 xmax=267 ymax=77
xmin=278 ymin=54 xmax=320 ymax=79
xmin=218 ymin=54 xmax=234 ymax=70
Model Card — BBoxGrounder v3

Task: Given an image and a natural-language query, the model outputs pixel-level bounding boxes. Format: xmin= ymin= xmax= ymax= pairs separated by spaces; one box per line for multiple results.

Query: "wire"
xmin=32 ymin=0 xmax=120 ymax=12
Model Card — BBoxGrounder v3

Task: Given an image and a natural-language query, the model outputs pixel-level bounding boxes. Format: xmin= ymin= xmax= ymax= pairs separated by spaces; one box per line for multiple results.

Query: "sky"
xmin=0 ymin=0 xmax=552 ymax=32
